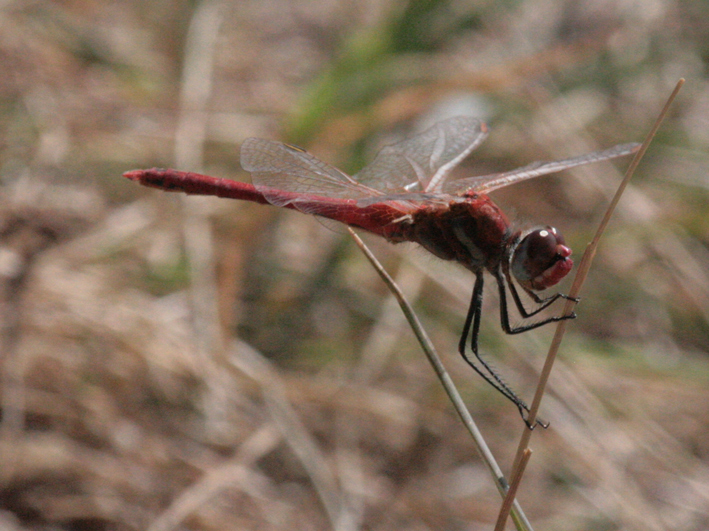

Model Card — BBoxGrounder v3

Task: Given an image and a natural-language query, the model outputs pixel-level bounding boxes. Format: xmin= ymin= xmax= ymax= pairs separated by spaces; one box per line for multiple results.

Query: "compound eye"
xmin=511 ymin=227 xmax=573 ymax=291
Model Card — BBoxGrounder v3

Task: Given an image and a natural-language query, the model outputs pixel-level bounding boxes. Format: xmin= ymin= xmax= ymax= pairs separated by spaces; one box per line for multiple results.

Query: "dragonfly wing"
xmin=240 ymin=138 xmax=383 ymax=207
xmin=444 ymin=142 xmax=641 ymax=194
xmin=354 ymin=116 xmax=489 ymax=194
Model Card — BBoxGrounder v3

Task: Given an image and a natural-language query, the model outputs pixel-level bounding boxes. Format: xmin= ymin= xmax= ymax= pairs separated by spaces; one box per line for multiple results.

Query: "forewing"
xmin=354 ymin=116 xmax=488 ymax=194
xmin=444 ymin=142 xmax=641 ymax=195
xmin=240 ymin=138 xmax=383 ymax=207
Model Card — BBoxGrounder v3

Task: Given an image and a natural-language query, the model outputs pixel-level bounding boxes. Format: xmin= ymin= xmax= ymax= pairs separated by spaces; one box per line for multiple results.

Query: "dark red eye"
xmin=511 ymin=226 xmax=573 ymax=291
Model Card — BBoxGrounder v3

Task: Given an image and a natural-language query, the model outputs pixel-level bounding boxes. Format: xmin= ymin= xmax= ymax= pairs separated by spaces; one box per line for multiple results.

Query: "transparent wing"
xmin=240 ymin=138 xmax=383 ymax=207
xmin=354 ymin=116 xmax=489 ymax=194
xmin=444 ymin=142 xmax=640 ymax=195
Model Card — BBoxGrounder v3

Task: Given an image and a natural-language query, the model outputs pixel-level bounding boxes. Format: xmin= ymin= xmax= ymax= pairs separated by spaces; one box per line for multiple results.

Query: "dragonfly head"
xmin=510 ymin=226 xmax=573 ymax=291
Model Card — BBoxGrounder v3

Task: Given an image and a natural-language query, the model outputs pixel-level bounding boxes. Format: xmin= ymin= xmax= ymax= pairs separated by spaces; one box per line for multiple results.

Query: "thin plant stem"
xmin=499 ymin=78 xmax=685 ymax=529
xmin=348 ymin=229 xmax=534 ymax=531
xmin=495 ymin=449 xmax=532 ymax=531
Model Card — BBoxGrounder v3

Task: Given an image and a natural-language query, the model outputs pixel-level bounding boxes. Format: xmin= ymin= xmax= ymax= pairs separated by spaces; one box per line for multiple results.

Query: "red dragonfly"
xmin=125 ymin=116 xmax=638 ymax=422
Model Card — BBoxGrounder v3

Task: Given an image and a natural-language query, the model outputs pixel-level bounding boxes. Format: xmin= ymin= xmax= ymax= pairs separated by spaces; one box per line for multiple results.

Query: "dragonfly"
xmin=125 ymin=116 xmax=639 ymax=423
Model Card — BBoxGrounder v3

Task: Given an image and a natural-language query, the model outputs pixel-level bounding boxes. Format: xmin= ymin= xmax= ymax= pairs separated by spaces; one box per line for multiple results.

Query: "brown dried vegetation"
xmin=0 ymin=1 xmax=708 ymax=530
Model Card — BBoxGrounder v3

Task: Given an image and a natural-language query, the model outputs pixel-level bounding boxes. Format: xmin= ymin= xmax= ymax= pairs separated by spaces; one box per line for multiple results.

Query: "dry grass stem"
xmin=147 ymin=426 xmax=282 ymax=531
xmin=348 ymin=229 xmax=534 ymax=531
xmin=495 ymin=449 xmax=532 ymax=531
xmin=502 ymin=78 xmax=685 ymax=527
xmin=228 ymin=341 xmax=350 ymax=530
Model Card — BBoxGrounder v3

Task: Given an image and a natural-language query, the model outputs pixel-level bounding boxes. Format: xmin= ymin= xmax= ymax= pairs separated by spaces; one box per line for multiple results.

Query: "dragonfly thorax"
xmin=397 ymin=195 xmax=511 ymax=273
xmin=509 ymin=226 xmax=573 ymax=291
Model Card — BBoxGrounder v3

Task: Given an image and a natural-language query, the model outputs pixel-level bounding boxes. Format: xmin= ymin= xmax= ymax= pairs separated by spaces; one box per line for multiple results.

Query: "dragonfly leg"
xmin=523 ymin=286 xmax=579 ymax=309
xmin=459 ymin=272 xmax=546 ymax=427
xmin=501 ymin=271 xmax=578 ymax=333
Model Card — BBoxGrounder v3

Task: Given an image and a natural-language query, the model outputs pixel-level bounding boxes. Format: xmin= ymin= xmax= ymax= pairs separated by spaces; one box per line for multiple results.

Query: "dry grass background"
xmin=0 ymin=0 xmax=708 ymax=530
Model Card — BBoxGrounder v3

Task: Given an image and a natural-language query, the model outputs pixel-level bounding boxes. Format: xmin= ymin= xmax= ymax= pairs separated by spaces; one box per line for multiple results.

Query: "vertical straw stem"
xmin=498 ymin=78 xmax=685 ymax=529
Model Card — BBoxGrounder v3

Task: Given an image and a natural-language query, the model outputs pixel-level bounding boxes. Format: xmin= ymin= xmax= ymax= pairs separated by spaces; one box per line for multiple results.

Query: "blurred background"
xmin=0 ymin=0 xmax=708 ymax=530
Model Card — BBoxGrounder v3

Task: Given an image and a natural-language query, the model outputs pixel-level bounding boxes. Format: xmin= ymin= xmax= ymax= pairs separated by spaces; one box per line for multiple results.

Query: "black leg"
xmin=458 ymin=272 xmax=543 ymax=426
xmin=505 ymin=270 xmax=578 ymax=320
xmin=458 ymin=270 xmax=578 ymax=427
xmin=498 ymin=271 xmax=577 ymax=335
